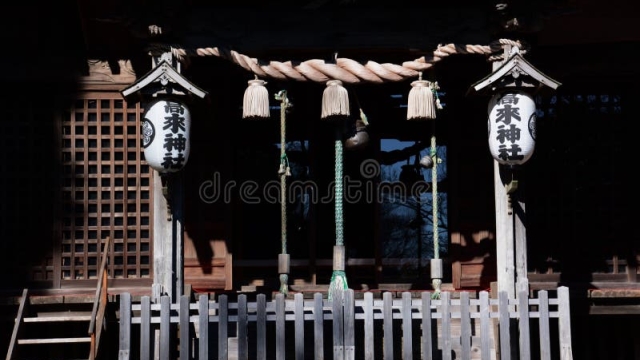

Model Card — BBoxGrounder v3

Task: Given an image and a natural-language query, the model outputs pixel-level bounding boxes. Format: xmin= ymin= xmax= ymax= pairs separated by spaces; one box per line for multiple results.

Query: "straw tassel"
xmin=321 ymin=80 xmax=350 ymax=120
xmin=242 ymin=77 xmax=270 ymax=119
xmin=407 ymin=73 xmax=436 ymax=120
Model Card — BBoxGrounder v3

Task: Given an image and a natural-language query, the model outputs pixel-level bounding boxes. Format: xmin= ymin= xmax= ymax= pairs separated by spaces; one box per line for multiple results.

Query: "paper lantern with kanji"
xmin=487 ymin=90 xmax=536 ymax=166
xmin=142 ymin=99 xmax=191 ymax=173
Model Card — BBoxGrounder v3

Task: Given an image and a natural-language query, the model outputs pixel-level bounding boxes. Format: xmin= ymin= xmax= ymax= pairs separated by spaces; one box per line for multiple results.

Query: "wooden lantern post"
xmin=469 ymin=45 xmax=561 ymax=298
xmin=121 ymin=52 xmax=208 ymax=302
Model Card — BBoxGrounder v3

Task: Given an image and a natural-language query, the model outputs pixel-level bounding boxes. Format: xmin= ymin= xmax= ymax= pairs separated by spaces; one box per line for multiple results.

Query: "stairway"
xmin=5 ymin=289 xmax=98 ymax=360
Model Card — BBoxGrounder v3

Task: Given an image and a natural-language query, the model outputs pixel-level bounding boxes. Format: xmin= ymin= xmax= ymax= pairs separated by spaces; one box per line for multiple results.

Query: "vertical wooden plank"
xmin=514 ymin=191 xmax=529 ymax=296
xmin=333 ymin=289 xmax=345 ymax=360
xmin=276 ymin=293 xmax=286 ymax=360
xmin=421 ymin=292 xmax=433 ymax=360
xmin=364 ymin=292 xmax=375 ymax=360
xmin=154 ymin=329 xmax=161 ymax=360
xmin=441 ymin=291 xmax=452 ymax=360
xmin=119 ymin=292 xmax=131 ymax=360
xmin=238 ymin=294 xmax=248 ymax=360
xmin=140 ymin=296 xmax=151 ymax=360
xmin=479 ymin=291 xmax=491 ymax=360
xmin=179 ymin=295 xmax=190 ymax=360
xmin=537 ymin=291 xmax=551 ymax=360
xmin=219 ymin=294 xmax=229 ymax=360
xmin=460 ymin=291 xmax=471 ymax=360
xmin=160 ymin=296 xmax=171 ymax=360
xmin=295 ymin=293 xmax=305 ymax=360
xmin=198 ymin=295 xmax=209 ymax=360
xmin=256 ymin=294 xmax=267 ymax=360
xmin=557 ymin=287 xmax=574 ymax=360
xmin=518 ymin=290 xmax=531 ymax=360
xmin=498 ymin=291 xmax=511 ymax=360
xmin=401 ymin=292 xmax=413 ymax=360
xmin=314 ymin=292 xmax=325 ymax=360
xmin=344 ymin=289 xmax=355 ymax=360
xmin=382 ymin=292 xmax=393 ymax=360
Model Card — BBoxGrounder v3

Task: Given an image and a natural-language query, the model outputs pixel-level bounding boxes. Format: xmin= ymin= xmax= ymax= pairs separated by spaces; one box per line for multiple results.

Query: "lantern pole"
xmin=492 ymin=44 xmax=516 ymax=298
xmin=121 ymin=51 xmax=208 ymax=303
xmin=470 ymin=42 xmax=561 ymax=299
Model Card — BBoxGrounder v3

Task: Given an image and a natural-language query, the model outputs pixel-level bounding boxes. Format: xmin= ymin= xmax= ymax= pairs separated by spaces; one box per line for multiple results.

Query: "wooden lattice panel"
xmin=60 ymin=94 xmax=152 ymax=282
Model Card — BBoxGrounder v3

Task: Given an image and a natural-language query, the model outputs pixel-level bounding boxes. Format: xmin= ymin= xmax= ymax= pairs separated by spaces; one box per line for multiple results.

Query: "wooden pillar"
xmin=174 ymin=173 xmax=185 ymax=300
xmin=152 ymin=171 xmax=185 ymax=302
xmin=494 ymin=162 xmax=515 ymax=298
xmin=514 ymin=181 xmax=528 ymax=295
xmin=492 ymin=45 xmax=516 ymax=299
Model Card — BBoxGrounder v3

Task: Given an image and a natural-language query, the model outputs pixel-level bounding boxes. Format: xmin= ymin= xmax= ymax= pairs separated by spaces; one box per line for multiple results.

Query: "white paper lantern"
xmin=142 ymin=99 xmax=191 ymax=173
xmin=487 ymin=90 xmax=536 ymax=166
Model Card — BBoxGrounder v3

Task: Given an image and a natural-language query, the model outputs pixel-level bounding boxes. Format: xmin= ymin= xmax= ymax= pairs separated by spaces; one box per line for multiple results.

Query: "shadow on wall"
xmin=0 ymin=0 xmax=85 ymax=290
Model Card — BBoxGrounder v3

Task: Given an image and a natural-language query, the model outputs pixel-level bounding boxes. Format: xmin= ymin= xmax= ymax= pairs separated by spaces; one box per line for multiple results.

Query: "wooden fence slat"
xmin=295 ymin=293 xmax=305 ymax=360
xmin=119 ymin=292 xmax=131 ymax=360
xmin=238 ymin=294 xmax=248 ymax=360
xmin=479 ymin=291 xmax=491 ymax=360
xmin=219 ymin=294 xmax=229 ymax=360
xmin=422 ymin=292 xmax=433 ymax=360
xmin=364 ymin=292 xmax=375 ymax=360
xmin=460 ymin=291 xmax=471 ymax=360
xmin=256 ymin=294 xmax=267 ymax=360
xmin=402 ymin=292 xmax=413 ymax=360
xmin=179 ymin=295 xmax=190 ymax=360
xmin=333 ymin=290 xmax=345 ymax=360
xmin=441 ymin=291 xmax=452 ymax=360
xmin=557 ymin=287 xmax=574 ymax=360
xmin=518 ymin=291 xmax=531 ymax=360
xmin=140 ymin=296 xmax=151 ymax=360
xmin=382 ymin=292 xmax=393 ymax=360
xmin=498 ymin=291 xmax=511 ymax=360
xmin=276 ymin=294 xmax=285 ymax=360
xmin=198 ymin=295 xmax=209 ymax=360
xmin=314 ymin=293 xmax=324 ymax=360
xmin=538 ymin=291 xmax=551 ymax=360
xmin=344 ymin=289 xmax=356 ymax=360
xmin=160 ymin=296 xmax=171 ymax=360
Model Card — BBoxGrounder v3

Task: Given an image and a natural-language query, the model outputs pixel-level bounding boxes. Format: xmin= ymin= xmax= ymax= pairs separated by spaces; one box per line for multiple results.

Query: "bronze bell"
xmin=419 ymin=155 xmax=434 ymax=169
xmin=345 ymin=119 xmax=369 ymax=150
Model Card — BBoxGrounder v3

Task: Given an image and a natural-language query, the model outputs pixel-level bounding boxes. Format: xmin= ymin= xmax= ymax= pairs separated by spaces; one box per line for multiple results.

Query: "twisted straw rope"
xmin=166 ymin=39 xmax=525 ymax=84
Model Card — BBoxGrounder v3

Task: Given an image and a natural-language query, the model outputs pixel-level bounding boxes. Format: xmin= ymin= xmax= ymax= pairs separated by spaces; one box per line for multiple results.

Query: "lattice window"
xmin=60 ymin=94 xmax=153 ymax=282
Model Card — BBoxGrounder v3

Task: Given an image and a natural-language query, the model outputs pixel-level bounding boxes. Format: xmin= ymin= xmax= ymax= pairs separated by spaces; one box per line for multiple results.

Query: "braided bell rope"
xmin=165 ymin=39 xmax=526 ymax=84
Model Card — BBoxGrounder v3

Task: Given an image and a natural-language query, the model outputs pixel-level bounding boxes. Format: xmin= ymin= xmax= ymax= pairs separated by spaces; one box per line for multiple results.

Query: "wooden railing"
xmin=5 ymin=289 xmax=29 ymax=360
xmin=118 ymin=287 xmax=573 ymax=360
xmin=88 ymin=236 xmax=111 ymax=360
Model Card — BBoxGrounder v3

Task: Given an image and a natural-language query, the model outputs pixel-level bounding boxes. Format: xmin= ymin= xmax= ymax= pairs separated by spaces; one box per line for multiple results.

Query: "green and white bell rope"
xmin=275 ymin=90 xmax=292 ymax=295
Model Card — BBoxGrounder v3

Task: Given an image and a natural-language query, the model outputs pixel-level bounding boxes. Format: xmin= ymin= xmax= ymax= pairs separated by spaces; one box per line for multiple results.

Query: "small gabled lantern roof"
xmin=468 ymin=47 xmax=561 ymax=96
xmin=121 ymin=52 xmax=208 ymax=101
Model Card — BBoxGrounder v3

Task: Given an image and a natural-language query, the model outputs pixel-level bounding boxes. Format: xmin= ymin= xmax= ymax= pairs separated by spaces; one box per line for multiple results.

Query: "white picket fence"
xmin=118 ymin=287 xmax=573 ymax=360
